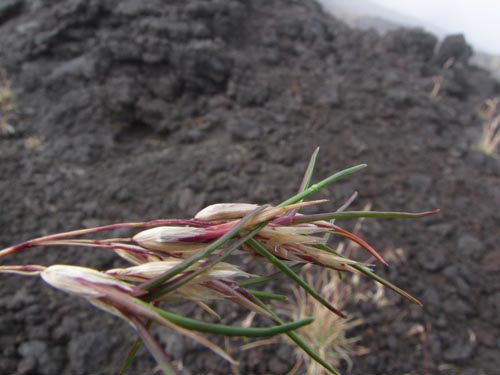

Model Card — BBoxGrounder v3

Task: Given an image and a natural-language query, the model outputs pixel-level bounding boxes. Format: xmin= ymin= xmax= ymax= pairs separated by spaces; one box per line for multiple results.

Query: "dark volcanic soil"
xmin=1 ymin=1 xmax=500 ymax=374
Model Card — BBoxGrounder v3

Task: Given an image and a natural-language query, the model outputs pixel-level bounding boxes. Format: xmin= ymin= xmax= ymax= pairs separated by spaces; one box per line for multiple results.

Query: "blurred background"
xmin=0 ymin=0 xmax=499 ymax=374
xmin=320 ymin=0 xmax=500 ymax=78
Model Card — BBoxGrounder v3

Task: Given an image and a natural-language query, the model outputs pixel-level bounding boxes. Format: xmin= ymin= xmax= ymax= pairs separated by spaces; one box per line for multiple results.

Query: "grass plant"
xmin=0 ymin=148 xmax=438 ymax=374
xmin=284 ymin=203 xmax=379 ymax=374
xmin=285 ymin=265 xmax=363 ymax=375
xmin=0 ymin=71 xmax=15 ymax=136
xmin=477 ymin=97 xmax=500 ymax=156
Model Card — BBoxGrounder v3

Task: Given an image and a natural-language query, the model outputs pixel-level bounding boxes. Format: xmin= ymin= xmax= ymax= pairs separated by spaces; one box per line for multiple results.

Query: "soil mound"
xmin=1 ymin=1 xmax=499 ymax=374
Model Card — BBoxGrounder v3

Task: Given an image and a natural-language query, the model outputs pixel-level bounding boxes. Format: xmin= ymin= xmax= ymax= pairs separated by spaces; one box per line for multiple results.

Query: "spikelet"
xmin=106 ymin=260 xmax=250 ymax=283
xmin=133 ymin=226 xmax=210 ymax=255
xmin=195 ymin=203 xmax=260 ymax=221
xmin=41 ymin=265 xmax=134 ymax=298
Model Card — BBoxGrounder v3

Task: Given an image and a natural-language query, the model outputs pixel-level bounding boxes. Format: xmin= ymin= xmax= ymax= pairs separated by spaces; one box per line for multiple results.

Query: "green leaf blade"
xmin=246 ymin=238 xmax=347 ymax=319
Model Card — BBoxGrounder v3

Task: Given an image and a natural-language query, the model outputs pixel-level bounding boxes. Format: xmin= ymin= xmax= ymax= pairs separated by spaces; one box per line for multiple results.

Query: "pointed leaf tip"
xmin=425 ymin=209 xmax=441 ymax=216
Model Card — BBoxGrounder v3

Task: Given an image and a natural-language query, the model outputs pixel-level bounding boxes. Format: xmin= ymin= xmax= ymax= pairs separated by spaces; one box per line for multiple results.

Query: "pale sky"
xmin=372 ymin=0 xmax=500 ymax=54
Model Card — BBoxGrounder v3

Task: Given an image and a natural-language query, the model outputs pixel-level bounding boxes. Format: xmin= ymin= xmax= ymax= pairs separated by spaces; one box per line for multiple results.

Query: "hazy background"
xmin=318 ymin=0 xmax=500 ymax=77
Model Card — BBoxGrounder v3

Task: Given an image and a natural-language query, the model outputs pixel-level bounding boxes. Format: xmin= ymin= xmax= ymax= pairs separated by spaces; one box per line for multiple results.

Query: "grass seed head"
xmin=133 ymin=226 xmax=210 ymax=255
xmin=134 ymin=226 xmax=207 ymax=243
xmin=0 ymin=153 xmax=438 ymax=375
xmin=41 ymin=265 xmax=134 ymax=298
xmin=286 ymin=266 xmax=362 ymax=375
xmin=195 ymin=203 xmax=260 ymax=221
xmin=107 ymin=260 xmax=250 ymax=282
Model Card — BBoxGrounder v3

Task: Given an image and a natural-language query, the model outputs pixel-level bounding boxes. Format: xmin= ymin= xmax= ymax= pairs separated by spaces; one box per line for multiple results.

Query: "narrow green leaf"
xmin=120 ymin=319 xmax=155 ymax=375
xmin=292 ymin=209 xmax=440 ymax=224
xmin=278 ymin=164 xmax=367 ymax=207
xmin=120 ymin=335 xmax=144 ymax=375
xmin=298 ymin=147 xmax=319 ymax=194
xmin=238 ymin=286 xmax=340 ymax=375
xmin=141 ymin=301 xmax=314 ymax=337
xmin=238 ymin=274 xmax=281 ymax=288
xmin=247 ymin=289 xmax=288 ymax=301
xmin=352 ymin=263 xmax=422 ymax=305
xmin=246 ymin=238 xmax=346 ymax=318
xmin=315 ymin=244 xmax=422 ymax=305
xmin=283 ymin=148 xmax=320 ymax=218
xmin=286 ymin=330 xmax=340 ymax=375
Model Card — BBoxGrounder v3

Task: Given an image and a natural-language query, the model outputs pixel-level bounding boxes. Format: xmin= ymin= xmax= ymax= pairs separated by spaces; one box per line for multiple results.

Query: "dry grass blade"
xmin=0 ymin=71 xmax=16 ymax=136
xmin=282 ymin=265 xmax=362 ymax=375
xmin=478 ymin=97 xmax=500 ymax=156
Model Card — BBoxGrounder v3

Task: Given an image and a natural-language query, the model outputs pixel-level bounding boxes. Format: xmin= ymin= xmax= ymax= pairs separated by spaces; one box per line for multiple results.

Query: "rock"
xmin=387 ymin=335 xmax=399 ymax=350
xmin=385 ymin=87 xmax=413 ymax=107
xmin=268 ymin=357 xmax=290 ymax=374
xmin=434 ymin=34 xmax=473 ymax=66
xmin=427 ymin=333 xmax=442 ymax=356
xmin=383 ymin=28 xmax=438 ymax=61
xmin=443 ymin=265 xmax=470 ymax=293
xmin=407 ymin=173 xmax=432 ymax=193
xmin=47 ymin=55 xmax=96 ymax=82
xmin=163 ymin=332 xmax=186 ymax=359
xmin=276 ymin=345 xmax=293 ymax=362
xmin=17 ymin=339 xmax=63 ymax=374
xmin=457 ymin=234 xmax=485 ymax=259
xmin=52 ymin=316 xmax=80 ymax=341
xmin=179 ymin=128 xmax=204 ymax=143
xmin=18 ymin=340 xmax=47 ymax=361
xmin=227 ymin=65 xmax=270 ymax=106
xmin=5 ymin=289 xmax=36 ymax=310
xmin=365 ymin=354 xmax=378 ymax=366
xmin=472 ymin=323 xmax=498 ymax=347
xmin=423 ymin=288 xmax=440 ymax=306
xmin=39 ymin=347 xmax=65 ymax=375
xmin=67 ymin=331 xmax=115 ymax=373
xmin=442 ymin=297 xmax=474 ymax=318
xmin=136 ymin=97 xmax=170 ymax=133
xmin=428 ymin=223 xmax=454 ymax=237
xmin=226 ymin=117 xmax=261 ymax=141
xmin=0 ymin=0 xmax=23 ymax=25
xmin=16 ymin=357 xmax=36 ymax=375
xmin=488 ymin=292 xmax=500 ymax=316
xmin=481 ymin=250 xmax=500 ymax=272
xmin=443 ymin=341 xmax=475 ymax=363
xmin=30 ymin=325 xmax=50 ymax=340
xmin=316 ymin=78 xmax=341 ymax=108
xmin=179 ymin=40 xmax=233 ymax=94
xmin=417 ymin=249 xmax=446 ymax=271
xmin=463 ymin=368 xmax=486 ymax=375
